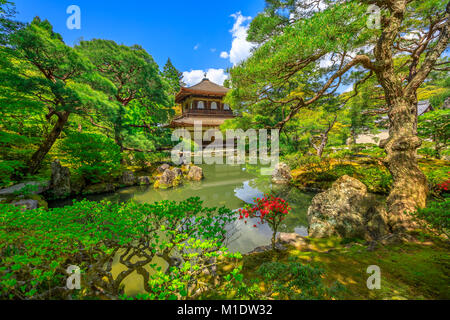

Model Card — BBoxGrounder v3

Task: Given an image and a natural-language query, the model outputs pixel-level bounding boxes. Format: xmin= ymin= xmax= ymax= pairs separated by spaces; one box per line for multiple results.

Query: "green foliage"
xmin=76 ymin=39 xmax=173 ymax=157
xmin=0 ymin=0 xmax=21 ymax=45
xmin=0 ymin=197 xmax=236 ymax=300
xmin=410 ymin=197 xmax=450 ymax=238
xmin=0 ymin=17 xmax=116 ymax=176
xmin=418 ymin=109 xmax=450 ymax=159
xmin=57 ymin=132 xmax=121 ymax=184
xmin=0 ymin=160 xmax=23 ymax=187
xmin=255 ymin=258 xmax=343 ymax=300
xmin=163 ymin=58 xmax=183 ymax=96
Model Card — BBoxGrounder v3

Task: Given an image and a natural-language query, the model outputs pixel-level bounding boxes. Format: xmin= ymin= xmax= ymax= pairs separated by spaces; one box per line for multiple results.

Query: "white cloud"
xmin=182 ymin=69 xmax=229 ymax=87
xmin=210 ymin=48 xmax=217 ymax=53
xmin=220 ymin=12 xmax=255 ymax=66
xmin=343 ymin=85 xmax=354 ymax=93
xmin=193 ymin=43 xmax=200 ymax=50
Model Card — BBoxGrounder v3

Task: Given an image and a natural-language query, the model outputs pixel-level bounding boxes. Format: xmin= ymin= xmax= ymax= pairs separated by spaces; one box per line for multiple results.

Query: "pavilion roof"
xmin=175 ymin=78 xmax=230 ymax=103
xmin=169 ymin=115 xmax=234 ymax=128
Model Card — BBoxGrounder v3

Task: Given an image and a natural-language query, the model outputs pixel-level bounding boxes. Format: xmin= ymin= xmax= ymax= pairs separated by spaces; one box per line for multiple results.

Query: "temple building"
xmin=170 ymin=76 xmax=234 ymax=139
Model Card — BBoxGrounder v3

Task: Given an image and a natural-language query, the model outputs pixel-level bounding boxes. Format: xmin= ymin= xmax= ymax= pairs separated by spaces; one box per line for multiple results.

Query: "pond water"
xmin=50 ymin=163 xmax=316 ymax=295
xmin=50 ymin=163 xmax=315 ymax=254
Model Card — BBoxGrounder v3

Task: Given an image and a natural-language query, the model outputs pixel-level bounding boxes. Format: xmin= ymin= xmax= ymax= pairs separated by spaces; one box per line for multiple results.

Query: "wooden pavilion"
xmin=169 ymin=76 xmax=234 ymax=139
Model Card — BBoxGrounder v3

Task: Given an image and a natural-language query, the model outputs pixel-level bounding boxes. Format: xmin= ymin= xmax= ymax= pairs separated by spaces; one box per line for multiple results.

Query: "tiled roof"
xmin=175 ymin=78 xmax=230 ymax=103
xmin=170 ymin=116 xmax=233 ymax=128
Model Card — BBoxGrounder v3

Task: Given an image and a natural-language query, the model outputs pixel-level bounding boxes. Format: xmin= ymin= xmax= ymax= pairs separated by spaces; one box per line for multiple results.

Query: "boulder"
xmin=277 ymin=233 xmax=308 ymax=249
xmin=49 ymin=160 xmax=71 ymax=199
xmin=121 ymin=171 xmax=136 ymax=186
xmin=181 ymin=164 xmax=191 ymax=174
xmin=272 ymin=163 xmax=292 ymax=184
xmin=0 ymin=181 xmax=50 ymax=196
xmin=186 ymin=166 xmax=203 ymax=181
xmin=157 ymin=164 xmax=170 ymax=173
xmin=160 ymin=169 xmax=176 ymax=186
xmin=138 ymin=176 xmax=152 ymax=185
xmin=248 ymin=243 xmax=286 ymax=254
xmin=307 ymin=175 xmax=388 ymax=241
xmin=155 ymin=169 xmax=182 ymax=189
xmin=12 ymin=199 xmax=39 ymax=211
xmin=172 ymin=168 xmax=183 ymax=177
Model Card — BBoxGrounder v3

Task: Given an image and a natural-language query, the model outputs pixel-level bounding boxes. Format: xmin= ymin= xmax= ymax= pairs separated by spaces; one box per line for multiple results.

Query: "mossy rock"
xmin=0 ymin=194 xmax=48 ymax=210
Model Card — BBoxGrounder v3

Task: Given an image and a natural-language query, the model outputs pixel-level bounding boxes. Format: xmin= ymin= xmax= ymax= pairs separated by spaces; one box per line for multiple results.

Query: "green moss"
xmin=242 ymin=236 xmax=450 ymax=300
xmin=292 ymin=156 xmax=450 ymax=196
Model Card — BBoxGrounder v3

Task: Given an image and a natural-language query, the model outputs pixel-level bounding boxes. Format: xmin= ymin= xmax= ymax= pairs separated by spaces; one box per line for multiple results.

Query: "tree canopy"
xmin=226 ymin=0 xmax=449 ymax=230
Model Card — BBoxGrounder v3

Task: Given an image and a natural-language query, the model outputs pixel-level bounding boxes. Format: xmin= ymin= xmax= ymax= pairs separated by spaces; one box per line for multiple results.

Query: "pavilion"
xmin=169 ymin=76 xmax=235 ymax=141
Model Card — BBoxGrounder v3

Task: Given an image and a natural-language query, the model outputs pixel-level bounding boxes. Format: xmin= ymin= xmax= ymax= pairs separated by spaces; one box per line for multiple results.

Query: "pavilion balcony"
xmin=182 ymin=109 xmax=234 ymax=117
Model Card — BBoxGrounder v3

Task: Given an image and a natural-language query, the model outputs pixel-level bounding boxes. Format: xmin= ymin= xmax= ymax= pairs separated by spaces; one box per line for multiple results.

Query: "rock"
xmin=181 ymin=164 xmax=191 ymax=174
xmin=248 ymin=243 xmax=286 ymax=254
xmin=157 ymin=164 xmax=170 ymax=174
xmin=49 ymin=160 xmax=71 ymax=199
xmin=272 ymin=163 xmax=292 ymax=184
xmin=83 ymin=183 xmax=117 ymax=195
xmin=12 ymin=199 xmax=39 ymax=211
xmin=172 ymin=168 xmax=183 ymax=177
xmin=307 ymin=175 xmax=389 ymax=241
xmin=138 ymin=176 xmax=152 ymax=185
xmin=0 ymin=181 xmax=50 ymax=196
xmin=277 ymin=233 xmax=308 ymax=249
xmin=443 ymin=97 xmax=450 ymax=110
xmin=121 ymin=171 xmax=136 ymax=186
xmin=155 ymin=169 xmax=182 ymax=189
xmin=160 ymin=169 xmax=176 ymax=186
xmin=186 ymin=166 xmax=203 ymax=181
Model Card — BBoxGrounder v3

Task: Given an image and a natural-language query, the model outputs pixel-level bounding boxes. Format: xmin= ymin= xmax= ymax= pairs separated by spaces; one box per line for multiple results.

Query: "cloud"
xmin=193 ymin=43 xmax=200 ymax=50
xmin=343 ymin=85 xmax=354 ymax=93
xmin=220 ymin=12 xmax=255 ymax=66
xmin=182 ymin=69 xmax=229 ymax=87
xmin=210 ymin=48 xmax=217 ymax=53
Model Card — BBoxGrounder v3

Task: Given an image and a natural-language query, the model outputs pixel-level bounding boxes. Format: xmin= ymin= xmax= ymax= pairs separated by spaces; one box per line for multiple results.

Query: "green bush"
xmin=58 ymin=132 xmax=122 ymax=184
xmin=255 ymin=258 xmax=343 ymax=300
xmin=0 ymin=198 xmax=239 ymax=300
xmin=410 ymin=197 xmax=450 ymax=238
xmin=0 ymin=160 xmax=24 ymax=188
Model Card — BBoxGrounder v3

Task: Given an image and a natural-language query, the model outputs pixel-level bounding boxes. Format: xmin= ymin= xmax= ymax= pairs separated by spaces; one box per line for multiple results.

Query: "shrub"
xmin=0 ymin=198 xmax=239 ymax=300
xmin=238 ymin=194 xmax=292 ymax=251
xmin=58 ymin=132 xmax=122 ymax=184
xmin=410 ymin=197 xmax=450 ymax=238
xmin=255 ymin=258 xmax=343 ymax=300
xmin=0 ymin=160 xmax=24 ymax=188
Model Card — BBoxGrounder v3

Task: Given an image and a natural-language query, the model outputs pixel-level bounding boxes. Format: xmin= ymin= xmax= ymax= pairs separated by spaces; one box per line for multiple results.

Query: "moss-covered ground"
xmin=240 ymin=235 xmax=449 ymax=300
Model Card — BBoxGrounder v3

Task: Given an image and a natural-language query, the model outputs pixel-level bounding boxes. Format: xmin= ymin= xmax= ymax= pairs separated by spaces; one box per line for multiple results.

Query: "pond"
xmin=50 ymin=162 xmax=316 ymax=295
xmin=50 ymin=163 xmax=315 ymax=254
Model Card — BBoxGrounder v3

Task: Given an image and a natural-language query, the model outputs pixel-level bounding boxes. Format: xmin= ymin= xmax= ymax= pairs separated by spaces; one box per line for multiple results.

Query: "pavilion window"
xmin=211 ymin=102 xmax=218 ymax=110
xmin=224 ymin=104 xmax=230 ymax=111
xmin=197 ymin=101 xmax=205 ymax=109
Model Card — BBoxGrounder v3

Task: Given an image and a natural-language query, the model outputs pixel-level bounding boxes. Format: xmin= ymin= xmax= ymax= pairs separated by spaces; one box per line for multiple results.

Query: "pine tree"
xmin=163 ymin=58 xmax=184 ymax=96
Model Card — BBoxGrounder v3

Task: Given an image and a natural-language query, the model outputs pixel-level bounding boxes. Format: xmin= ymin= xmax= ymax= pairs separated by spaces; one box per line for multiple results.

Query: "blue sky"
xmin=14 ymin=0 xmax=266 ymax=86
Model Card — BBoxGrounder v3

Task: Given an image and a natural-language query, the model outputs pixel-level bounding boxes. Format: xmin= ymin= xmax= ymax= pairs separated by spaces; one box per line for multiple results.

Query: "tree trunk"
xmin=316 ymin=134 xmax=328 ymax=158
xmin=27 ymin=111 xmax=71 ymax=175
xmin=381 ymin=97 xmax=428 ymax=232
